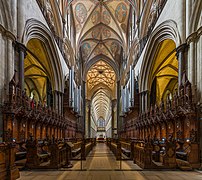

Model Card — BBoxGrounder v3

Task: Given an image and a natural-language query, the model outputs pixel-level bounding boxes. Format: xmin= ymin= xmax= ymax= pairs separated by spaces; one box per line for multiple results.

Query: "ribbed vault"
xmin=69 ymin=0 xmax=130 ymax=136
xmin=87 ymin=60 xmax=116 ymax=125
xmin=91 ymin=89 xmax=111 ymax=122
xmin=69 ymin=0 xmax=131 ymax=65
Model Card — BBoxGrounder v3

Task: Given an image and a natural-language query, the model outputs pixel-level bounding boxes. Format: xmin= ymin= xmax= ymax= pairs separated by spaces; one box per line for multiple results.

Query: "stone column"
xmin=180 ymin=0 xmax=186 ymax=43
xmin=144 ymin=90 xmax=150 ymax=112
xmin=17 ymin=0 xmax=26 ymax=41
xmin=86 ymin=99 xmax=91 ymax=138
xmin=187 ymin=33 xmax=197 ymax=96
xmin=11 ymin=0 xmax=17 ymax=35
xmin=57 ymin=91 xmax=60 ymax=114
xmin=54 ymin=90 xmax=58 ymax=113
xmin=17 ymin=43 xmax=27 ymax=90
xmin=176 ymin=43 xmax=188 ymax=87
xmin=7 ymin=37 xmax=14 ymax=84
xmin=111 ymin=99 xmax=117 ymax=137
xmin=141 ymin=92 xmax=145 ymax=112
xmin=139 ymin=92 xmax=142 ymax=113
xmin=117 ymin=80 xmax=120 ymax=137
xmin=58 ymin=91 xmax=62 ymax=114
xmin=82 ymin=81 xmax=86 ymax=137
xmin=60 ymin=92 xmax=64 ymax=115
xmin=3 ymin=32 xmax=15 ymax=97
xmin=0 ymin=28 xmax=4 ymax=105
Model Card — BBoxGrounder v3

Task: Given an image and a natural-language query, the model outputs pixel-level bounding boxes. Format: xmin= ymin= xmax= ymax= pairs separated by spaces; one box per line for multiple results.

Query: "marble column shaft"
xmin=18 ymin=43 xmax=27 ymax=90
xmin=176 ymin=43 xmax=187 ymax=88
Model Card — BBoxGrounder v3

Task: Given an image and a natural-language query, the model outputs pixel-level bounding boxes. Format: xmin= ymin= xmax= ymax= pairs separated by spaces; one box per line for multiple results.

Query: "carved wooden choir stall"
xmin=109 ymin=79 xmax=200 ymax=170
xmin=0 ymin=77 xmax=95 ymax=173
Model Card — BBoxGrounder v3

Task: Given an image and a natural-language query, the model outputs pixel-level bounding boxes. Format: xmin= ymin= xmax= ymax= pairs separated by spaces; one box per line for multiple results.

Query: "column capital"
xmin=176 ymin=43 xmax=188 ymax=60
xmin=140 ymin=90 xmax=149 ymax=95
xmin=0 ymin=25 xmax=4 ymax=34
xmin=15 ymin=41 xmax=27 ymax=54
xmin=0 ymin=25 xmax=16 ymax=41
xmin=187 ymin=26 xmax=202 ymax=44
xmin=5 ymin=31 xmax=16 ymax=41
xmin=187 ymin=32 xmax=197 ymax=44
xmin=176 ymin=43 xmax=188 ymax=53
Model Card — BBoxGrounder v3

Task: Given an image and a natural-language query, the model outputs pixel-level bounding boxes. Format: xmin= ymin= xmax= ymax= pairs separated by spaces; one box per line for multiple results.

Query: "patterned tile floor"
xmin=19 ymin=143 xmax=202 ymax=180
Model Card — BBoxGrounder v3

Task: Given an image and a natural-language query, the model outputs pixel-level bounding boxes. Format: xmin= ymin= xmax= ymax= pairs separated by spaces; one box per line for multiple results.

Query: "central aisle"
xmin=84 ymin=142 xmax=119 ymax=170
xmin=71 ymin=142 xmax=141 ymax=170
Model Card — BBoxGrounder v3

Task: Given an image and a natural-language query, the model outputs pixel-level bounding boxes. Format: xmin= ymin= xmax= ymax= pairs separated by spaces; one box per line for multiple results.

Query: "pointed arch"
xmin=83 ymin=54 xmax=119 ymax=82
xmin=139 ymin=20 xmax=181 ymax=93
xmin=22 ymin=18 xmax=64 ymax=92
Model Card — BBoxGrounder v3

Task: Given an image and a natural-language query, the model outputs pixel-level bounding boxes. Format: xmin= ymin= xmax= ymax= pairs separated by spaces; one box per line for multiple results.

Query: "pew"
xmin=22 ymin=137 xmax=96 ymax=169
xmin=25 ymin=136 xmax=72 ymax=169
xmin=110 ymin=139 xmax=118 ymax=156
xmin=176 ymin=141 xmax=200 ymax=169
xmin=106 ymin=138 xmax=121 ymax=160
xmin=85 ymin=138 xmax=95 ymax=157
xmin=133 ymin=138 xmax=177 ymax=169
xmin=71 ymin=141 xmax=82 ymax=157
xmin=120 ymin=140 xmax=133 ymax=159
xmin=37 ymin=140 xmax=50 ymax=163
xmin=15 ymin=142 xmax=27 ymax=161
xmin=0 ymin=143 xmax=20 ymax=180
xmin=151 ymin=140 xmax=166 ymax=163
xmin=133 ymin=140 xmax=153 ymax=169
xmin=66 ymin=138 xmax=95 ymax=160
xmin=49 ymin=141 xmax=69 ymax=168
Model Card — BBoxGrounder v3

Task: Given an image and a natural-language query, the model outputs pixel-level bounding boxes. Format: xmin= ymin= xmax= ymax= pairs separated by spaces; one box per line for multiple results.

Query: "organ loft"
xmin=0 ymin=0 xmax=202 ymax=179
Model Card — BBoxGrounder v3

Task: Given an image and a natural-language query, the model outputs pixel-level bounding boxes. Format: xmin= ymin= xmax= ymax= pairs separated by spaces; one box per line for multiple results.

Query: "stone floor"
xmin=18 ymin=143 xmax=202 ymax=180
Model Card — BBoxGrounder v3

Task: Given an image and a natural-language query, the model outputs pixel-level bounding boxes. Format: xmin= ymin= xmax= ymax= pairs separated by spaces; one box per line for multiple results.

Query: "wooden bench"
xmin=71 ymin=141 xmax=82 ymax=157
xmin=85 ymin=138 xmax=95 ymax=156
xmin=133 ymin=141 xmax=153 ymax=169
xmin=37 ymin=140 xmax=50 ymax=163
xmin=15 ymin=142 xmax=27 ymax=161
xmin=120 ymin=141 xmax=131 ymax=158
xmin=0 ymin=143 xmax=20 ymax=179
xmin=176 ymin=141 xmax=200 ymax=169
xmin=106 ymin=138 xmax=121 ymax=160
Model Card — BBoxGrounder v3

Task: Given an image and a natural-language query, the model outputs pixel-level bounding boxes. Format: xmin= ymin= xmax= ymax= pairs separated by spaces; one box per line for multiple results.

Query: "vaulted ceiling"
xmin=24 ymin=39 xmax=53 ymax=103
xmin=91 ymin=89 xmax=111 ymax=122
xmin=69 ymin=0 xmax=131 ymax=123
xmin=87 ymin=60 xmax=116 ymax=91
xmin=69 ymin=0 xmax=131 ymax=64
xmin=151 ymin=40 xmax=178 ymax=104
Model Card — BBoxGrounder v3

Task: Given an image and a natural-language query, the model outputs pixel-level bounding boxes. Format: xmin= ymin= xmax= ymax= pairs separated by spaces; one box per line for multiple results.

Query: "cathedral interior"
xmin=0 ymin=0 xmax=202 ymax=179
